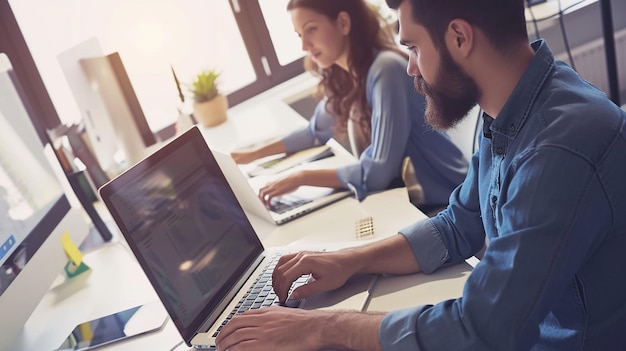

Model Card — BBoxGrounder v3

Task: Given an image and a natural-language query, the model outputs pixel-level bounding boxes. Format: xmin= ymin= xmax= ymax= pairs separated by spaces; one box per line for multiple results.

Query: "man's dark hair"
xmin=386 ymin=0 xmax=528 ymax=54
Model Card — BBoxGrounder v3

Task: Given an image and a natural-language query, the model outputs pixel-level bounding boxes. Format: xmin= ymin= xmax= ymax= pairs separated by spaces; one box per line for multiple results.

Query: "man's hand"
xmin=272 ymin=250 xmax=357 ymax=303
xmin=273 ymin=236 xmax=420 ymax=303
xmin=215 ymin=307 xmax=326 ymax=351
xmin=215 ymin=307 xmax=385 ymax=351
xmin=215 ymin=237 xmax=417 ymax=351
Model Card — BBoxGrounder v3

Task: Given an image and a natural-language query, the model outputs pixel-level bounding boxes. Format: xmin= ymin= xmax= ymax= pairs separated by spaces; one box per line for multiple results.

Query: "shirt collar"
xmin=488 ymin=39 xmax=555 ymax=140
xmin=482 ymin=111 xmax=494 ymax=139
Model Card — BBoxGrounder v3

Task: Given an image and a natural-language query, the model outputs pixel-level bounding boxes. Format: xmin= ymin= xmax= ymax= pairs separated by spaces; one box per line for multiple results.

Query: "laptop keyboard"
xmin=269 ymin=196 xmax=312 ymax=214
xmin=213 ymin=254 xmax=309 ymax=337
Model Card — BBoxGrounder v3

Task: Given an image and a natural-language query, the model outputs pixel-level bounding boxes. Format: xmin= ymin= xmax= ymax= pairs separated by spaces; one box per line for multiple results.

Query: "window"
xmin=259 ymin=0 xmax=398 ymax=68
xmin=4 ymin=0 xmax=396 ymax=137
xmin=8 ymin=0 xmax=256 ymax=134
xmin=259 ymin=0 xmax=302 ymax=66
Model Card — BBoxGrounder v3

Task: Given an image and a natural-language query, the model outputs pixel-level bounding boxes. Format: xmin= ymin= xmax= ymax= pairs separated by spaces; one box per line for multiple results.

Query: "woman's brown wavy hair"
xmin=287 ymin=0 xmax=407 ymax=138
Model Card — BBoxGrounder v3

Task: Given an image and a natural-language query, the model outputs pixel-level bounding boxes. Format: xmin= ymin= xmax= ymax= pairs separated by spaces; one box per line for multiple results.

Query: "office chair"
xmin=401 ymin=156 xmax=448 ymax=217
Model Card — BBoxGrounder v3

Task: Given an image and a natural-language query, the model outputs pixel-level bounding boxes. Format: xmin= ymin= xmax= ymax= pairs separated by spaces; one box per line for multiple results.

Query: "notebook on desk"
xmin=98 ymin=126 xmax=371 ymax=349
xmin=213 ymin=149 xmax=350 ymax=225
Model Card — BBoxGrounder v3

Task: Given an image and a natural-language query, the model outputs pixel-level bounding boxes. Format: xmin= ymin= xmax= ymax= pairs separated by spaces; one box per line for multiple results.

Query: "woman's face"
xmin=290 ymin=7 xmax=350 ymax=70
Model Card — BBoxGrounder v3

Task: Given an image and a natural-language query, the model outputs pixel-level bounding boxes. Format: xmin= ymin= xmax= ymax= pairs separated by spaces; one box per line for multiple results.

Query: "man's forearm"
xmin=318 ymin=311 xmax=386 ymax=351
xmin=348 ymin=234 xmax=421 ymax=275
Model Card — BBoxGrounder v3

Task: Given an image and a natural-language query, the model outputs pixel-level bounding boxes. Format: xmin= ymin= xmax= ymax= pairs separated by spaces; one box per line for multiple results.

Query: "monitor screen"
xmin=0 ymin=54 xmax=90 ymax=350
xmin=80 ymin=52 xmax=159 ymax=168
xmin=0 ymin=62 xmax=64 ymax=276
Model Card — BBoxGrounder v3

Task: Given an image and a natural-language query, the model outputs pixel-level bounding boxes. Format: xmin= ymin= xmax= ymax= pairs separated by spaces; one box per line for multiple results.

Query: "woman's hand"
xmin=230 ymin=150 xmax=259 ymax=164
xmin=258 ymin=172 xmax=304 ymax=206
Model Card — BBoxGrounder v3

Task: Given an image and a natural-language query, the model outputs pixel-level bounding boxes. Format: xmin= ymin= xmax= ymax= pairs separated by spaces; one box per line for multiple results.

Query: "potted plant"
xmin=188 ymin=68 xmax=228 ymax=128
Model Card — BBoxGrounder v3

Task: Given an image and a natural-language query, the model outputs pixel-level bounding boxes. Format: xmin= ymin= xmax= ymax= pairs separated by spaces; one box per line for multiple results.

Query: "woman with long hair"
xmin=231 ymin=0 xmax=467 ymax=213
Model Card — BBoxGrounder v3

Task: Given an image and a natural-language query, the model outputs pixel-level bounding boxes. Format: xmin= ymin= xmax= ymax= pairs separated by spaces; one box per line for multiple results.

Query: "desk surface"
xmin=10 ymin=186 xmax=451 ymax=351
xmin=257 ymin=187 xmax=424 ymax=248
xmin=198 ymin=72 xmax=316 ymax=155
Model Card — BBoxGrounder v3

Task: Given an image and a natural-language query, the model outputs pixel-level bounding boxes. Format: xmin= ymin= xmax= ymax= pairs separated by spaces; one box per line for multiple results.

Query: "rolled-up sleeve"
xmin=398 ymin=219 xmax=450 ymax=274
xmin=379 ymin=306 xmax=427 ymax=351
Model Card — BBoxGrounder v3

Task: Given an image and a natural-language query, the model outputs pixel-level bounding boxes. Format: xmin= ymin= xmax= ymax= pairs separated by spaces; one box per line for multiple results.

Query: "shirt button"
xmin=491 ymin=196 xmax=497 ymax=204
xmin=496 ymin=147 xmax=504 ymax=155
xmin=509 ymin=125 xmax=516 ymax=133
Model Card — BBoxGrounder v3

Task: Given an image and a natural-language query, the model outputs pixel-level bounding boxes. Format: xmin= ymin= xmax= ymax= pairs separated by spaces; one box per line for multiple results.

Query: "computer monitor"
xmin=0 ymin=56 xmax=90 ymax=350
xmin=57 ymin=38 xmax=124 ymax=178
xmin=79 ymin=51 xmax=160 ymax=168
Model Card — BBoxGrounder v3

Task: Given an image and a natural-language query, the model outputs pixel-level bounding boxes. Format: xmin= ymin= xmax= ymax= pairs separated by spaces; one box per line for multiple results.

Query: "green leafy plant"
xmin=188 ymin=69 xmax=221 ymax=103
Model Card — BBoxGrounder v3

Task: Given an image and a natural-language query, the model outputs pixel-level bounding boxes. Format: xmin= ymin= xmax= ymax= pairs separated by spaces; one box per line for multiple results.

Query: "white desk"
xmin=9 ymin=242 xmax=187 ymax=351
xmin=10 ymin=184 xmax=459 ymax=351
xmin=199 ymin=98 xmax=309 ymax=155
xmin=198 ymin=71 xmax=318 ymax=155
xmin=257 ymin=187 xmax=424 ymax=248
xmin=368 ymin=263 xmax=472 ymax=312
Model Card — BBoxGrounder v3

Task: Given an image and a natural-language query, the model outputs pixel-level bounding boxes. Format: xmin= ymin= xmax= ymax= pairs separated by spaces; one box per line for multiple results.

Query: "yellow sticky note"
xmin=61 ymin=232 xmax=83 ymax=265
xmin=78 ymin=322 xmax=94 ymax=341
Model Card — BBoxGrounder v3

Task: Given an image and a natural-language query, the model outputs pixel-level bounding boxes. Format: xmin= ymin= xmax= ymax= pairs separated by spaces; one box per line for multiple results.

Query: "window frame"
xmin=227 ymin=0 xmax=305 ymax=107
xmin=0 ymin=0 xmax=62 ymax=136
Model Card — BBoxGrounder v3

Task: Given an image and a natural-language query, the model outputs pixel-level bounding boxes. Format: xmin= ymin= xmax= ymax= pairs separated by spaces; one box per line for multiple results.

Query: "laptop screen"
xmin=100 ymin=127 xmax=264 ymax=341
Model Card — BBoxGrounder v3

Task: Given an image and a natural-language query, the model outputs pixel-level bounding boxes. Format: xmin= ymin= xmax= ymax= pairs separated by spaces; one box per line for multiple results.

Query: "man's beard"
xmin=415 ymin=46 xmax=481 ymax=131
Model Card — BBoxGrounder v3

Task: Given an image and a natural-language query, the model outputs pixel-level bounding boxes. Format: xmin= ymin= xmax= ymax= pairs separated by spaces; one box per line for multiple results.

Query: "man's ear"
xmin=337 ymin=11 xmax=352 ymax=35
xmin=447 ymin=19 xmax=474 ymax=57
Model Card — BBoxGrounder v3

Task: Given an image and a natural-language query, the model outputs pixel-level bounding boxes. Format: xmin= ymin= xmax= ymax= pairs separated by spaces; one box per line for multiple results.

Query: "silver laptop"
xmin=98 ymin=126 xmax=371 ymax=349
xmin=213 ymin=149 xmax=351 ymax=225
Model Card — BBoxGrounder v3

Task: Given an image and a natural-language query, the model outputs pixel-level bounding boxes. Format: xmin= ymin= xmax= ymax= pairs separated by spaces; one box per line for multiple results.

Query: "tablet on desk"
xmin=55 ymin=301 xmax=169 ymax=351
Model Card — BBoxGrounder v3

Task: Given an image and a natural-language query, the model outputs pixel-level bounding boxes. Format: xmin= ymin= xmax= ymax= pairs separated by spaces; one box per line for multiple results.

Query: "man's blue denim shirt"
xmin=380 ymin=40 xmax=626 ymax=350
